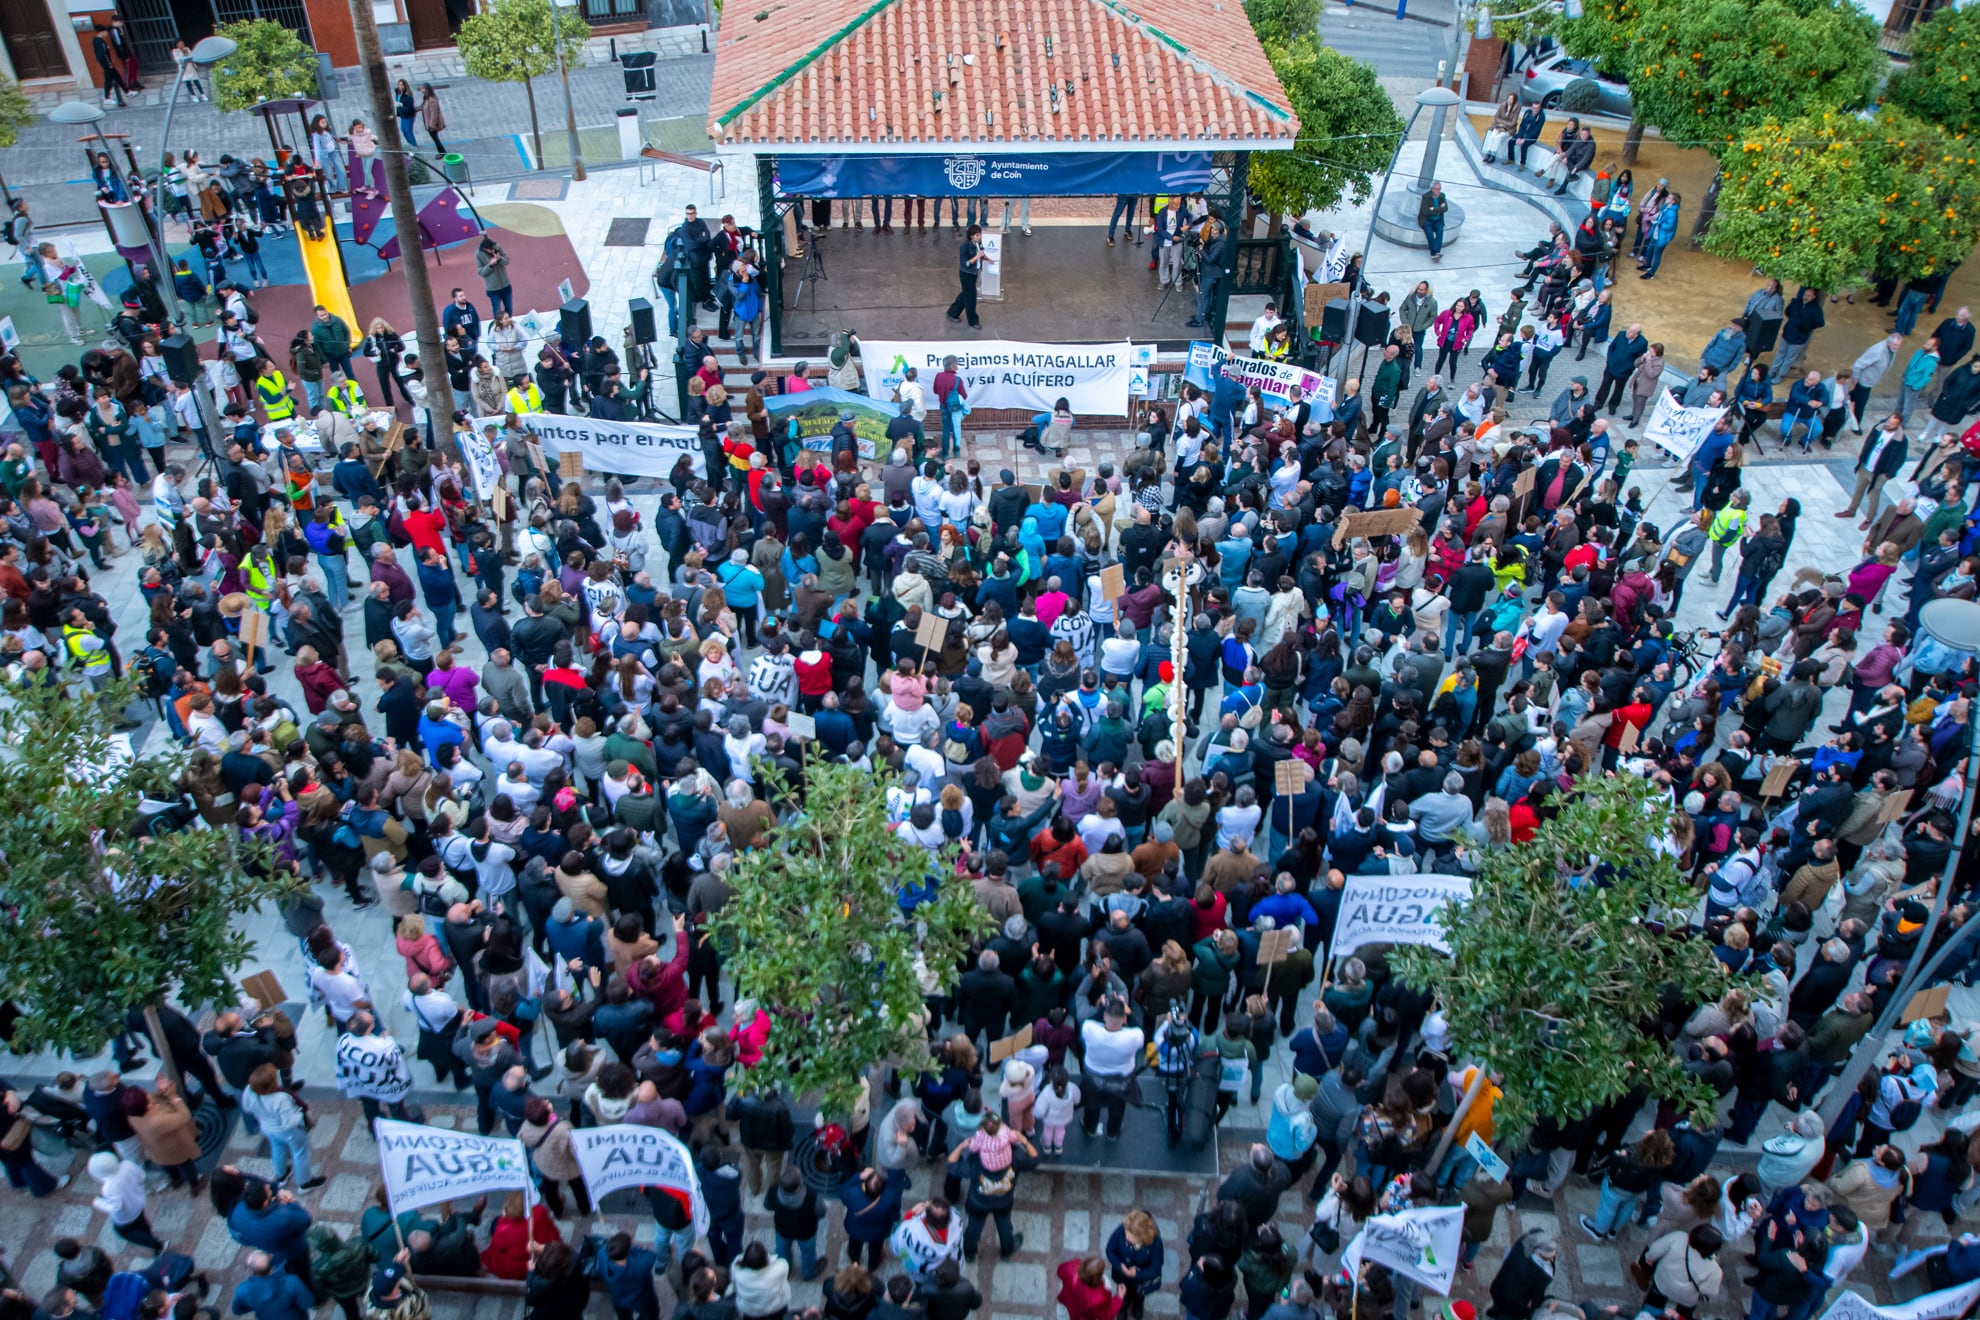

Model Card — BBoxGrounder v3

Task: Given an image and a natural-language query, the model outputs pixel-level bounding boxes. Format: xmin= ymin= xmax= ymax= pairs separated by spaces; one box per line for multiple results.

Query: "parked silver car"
xmin=1514 ymin=50 xmax=1632 ymax=116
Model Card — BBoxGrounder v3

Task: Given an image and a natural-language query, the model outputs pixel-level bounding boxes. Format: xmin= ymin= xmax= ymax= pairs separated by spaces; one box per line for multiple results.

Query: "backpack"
xmin=101 ymin=1274 xmax=148 ymax=1320
xmin=131 ymin=647 xmax=174 ymax=699
xmin=1887 ymin=1079 xmax=1925 ymax=1132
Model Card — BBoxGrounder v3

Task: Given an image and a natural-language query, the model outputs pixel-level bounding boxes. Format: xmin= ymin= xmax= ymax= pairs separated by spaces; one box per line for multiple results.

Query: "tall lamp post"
xmin=48 ymin=33 xmax=239 ymax=456
xmin=549 ymin=0 xmax=586 ymax=182
xmin=1818 ymin=598 xmax=1980 ymax=1126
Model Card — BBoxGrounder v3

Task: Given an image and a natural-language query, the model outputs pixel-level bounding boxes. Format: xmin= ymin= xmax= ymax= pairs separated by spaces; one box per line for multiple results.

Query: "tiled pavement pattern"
xmin=0 ymin=1101 xmax=1938 ymax=1319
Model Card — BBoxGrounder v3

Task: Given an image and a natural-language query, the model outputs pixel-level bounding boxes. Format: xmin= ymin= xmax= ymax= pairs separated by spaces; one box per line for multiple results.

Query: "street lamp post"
xmin=1451 ymin=0 xmax=1580 ymax=101
xmin=1817 ymin=598 xmax=1980 ymax=1127
xmin=549 ymin=0 xmax=586 ymax=182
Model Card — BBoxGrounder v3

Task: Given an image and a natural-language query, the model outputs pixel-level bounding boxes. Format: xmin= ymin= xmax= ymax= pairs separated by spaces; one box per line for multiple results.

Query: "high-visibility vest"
xmin=1708 ymin=506 xmax=1748 ymax=547
xmin=328 ymin=380 xmax=367 ymax=415
xmin=256 ymin=369 xmax=294 ymax=420
xmin=62 ymin=624 xmax=109 ymax=674
xmin=244 ymin=557 xmax=275 ymax=608
xmin=506 ymin=382 xmax=543 ymax=415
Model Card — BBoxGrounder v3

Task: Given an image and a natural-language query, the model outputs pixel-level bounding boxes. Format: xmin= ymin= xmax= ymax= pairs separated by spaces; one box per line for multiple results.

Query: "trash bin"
xmin=441 ymin=153 xmax=466 ymax=184
xmin=621 ymin=49 xmax=658 ymax=100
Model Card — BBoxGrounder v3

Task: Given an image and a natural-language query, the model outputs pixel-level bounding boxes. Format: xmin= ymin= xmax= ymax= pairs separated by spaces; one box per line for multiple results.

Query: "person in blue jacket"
xmin=228 ymin=1180 xmax=316 ymax=1291
xmin=1639 ymin=192 xmax=1681 ymax=280
xmin=596 ymin=1231 xmax=662 ymax=1320
xmin=230 ymin=1252 xmax=316 ymax=1320
xmin=1107 ymin=1210 xmax=1167 ymax=1320
xmin=839 ymin=1165 xmax=907 ymax=1268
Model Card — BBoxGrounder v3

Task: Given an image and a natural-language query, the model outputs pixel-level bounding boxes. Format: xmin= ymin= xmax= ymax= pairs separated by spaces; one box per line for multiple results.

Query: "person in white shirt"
xmin=471 ymin=818 xmax=518 ymax=901
xmin=87 ymin=1153 xmax=160 ymax=1249
xmin=1248 ymin=303 xmax=1283 ymax=354
xmin=494 ymin=762 xmax=540 ymax=813
xmin=306 ymin=945 xmax=372 ymax=1026
xmin=1078 ymin=1001 xmax=1145 ymax=1139
xmin=898 ymin=366 xmax=928 ymax=424
xmin=904 ymin=728 xmax=948 ymax=789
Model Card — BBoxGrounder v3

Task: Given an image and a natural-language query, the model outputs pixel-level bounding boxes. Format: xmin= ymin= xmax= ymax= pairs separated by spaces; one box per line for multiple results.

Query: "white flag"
xmin=1342 ymin=1205 xmax=1464 ymax=1295
xmin=373 ymin=1119 xmax=534 ymax=1217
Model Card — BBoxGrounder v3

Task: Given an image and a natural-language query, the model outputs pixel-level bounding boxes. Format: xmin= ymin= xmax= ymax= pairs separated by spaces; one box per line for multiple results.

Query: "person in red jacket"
xmin=626 ymin=912 xmax=693 ymax=1020
xmin=1603 ymin=685 xmax=1655 ymax=768
xmin=401 ymin=493 xmax=448 ymax=558
xmin=1057 ymin=1256 xmax=1125 ymax=1320
xmin=794 ymin=644 xmax=834 ymax=712
xmin=480 ymin=1190 xmax=560 ymax=1279
xmin=1029 ymin=815 xmax=1088 ymax=878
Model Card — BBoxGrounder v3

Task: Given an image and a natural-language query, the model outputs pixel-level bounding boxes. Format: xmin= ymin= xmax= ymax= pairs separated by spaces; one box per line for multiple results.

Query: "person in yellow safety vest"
xmin=60 ymin=612 xmax=112 ymax=688
xmin=243 ymin=546 xmax=277 ymax=611
xmin=1705 ymin=489 xmax=1751 ymax=586
xmin=326 ymin=373 xmax=368 ymax=417
xmin=255 ymin=360 xmax=296 ymax=421
xmin=506 ymin=378 xmax=543 ymax=416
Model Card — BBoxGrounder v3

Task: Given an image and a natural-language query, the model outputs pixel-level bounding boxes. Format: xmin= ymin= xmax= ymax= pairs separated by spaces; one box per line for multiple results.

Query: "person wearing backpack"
xmin=1854 ymin=1050 xmax=1936 ymax=1156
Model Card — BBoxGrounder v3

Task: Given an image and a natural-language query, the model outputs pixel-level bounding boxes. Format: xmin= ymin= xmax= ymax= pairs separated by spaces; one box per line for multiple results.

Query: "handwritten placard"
xmin=915 ymin=613 xmax=947 ymax=651
xmin=559 ymin=449 xmax=587 ymax=478
xmin=1099 ymin=563 xmax=1127 ymax=602
xmin=1759 ymin=758 xmax=1800 ymax=799
xmin=989 ymin=1023 xmax=1034 ymax=1064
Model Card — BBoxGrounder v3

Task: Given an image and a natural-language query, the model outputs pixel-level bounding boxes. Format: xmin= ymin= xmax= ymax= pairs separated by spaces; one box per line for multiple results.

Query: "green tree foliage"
xmin=455 ymin=0 xmax=591 ymax=165
xmin=1886 ymin=4 xmax=1980 ymax=137
xmin=1391 ymin=777 xmax=1723 ymax=1135
xmin=209 ymin=20 xmax=320 ymax=112
xmin=1627 ymin=0 xmax=1882 ymax=151
xmin=1553 ymin=0 xmax=1645 ymax=75
xmin=1706 ymin=109 xmax=1980 ymax=290
xmin=0 ymin=74 xmax=31 ymax=150
xmin=0 ymin=676 xmax=284 ymax=1057
xmin=1245 ymin=0 xmax=1321 ymax=47
xmin=709 ymin=759 xmax=989 ymax=1117
xmin=1244 ymin=36 xmax=1404 ymax=220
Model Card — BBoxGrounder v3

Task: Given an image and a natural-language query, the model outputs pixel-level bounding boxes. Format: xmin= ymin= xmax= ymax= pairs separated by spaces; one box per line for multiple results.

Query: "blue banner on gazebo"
xmin=774 ymin=151 xmax=1215 ymax=199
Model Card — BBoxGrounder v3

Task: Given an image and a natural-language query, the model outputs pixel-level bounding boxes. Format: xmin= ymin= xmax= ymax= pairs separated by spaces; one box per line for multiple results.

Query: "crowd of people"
xmin=0 ymin=172 xmax=1979 ymax=1320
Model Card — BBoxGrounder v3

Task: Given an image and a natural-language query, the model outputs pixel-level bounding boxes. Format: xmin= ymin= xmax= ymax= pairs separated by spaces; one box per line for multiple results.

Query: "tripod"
xmin=791 ymin=235 xmax=828 ymax=313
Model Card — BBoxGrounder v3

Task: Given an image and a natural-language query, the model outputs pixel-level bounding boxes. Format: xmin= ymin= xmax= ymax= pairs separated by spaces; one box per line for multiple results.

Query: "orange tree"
xmin=1887 ymin=4 xmax=1980 ymax=137
xmin=1706 ymin=109 xmax=1980 ymax=291
xmin=1626 ymin=0 xmax=1882 ymax=153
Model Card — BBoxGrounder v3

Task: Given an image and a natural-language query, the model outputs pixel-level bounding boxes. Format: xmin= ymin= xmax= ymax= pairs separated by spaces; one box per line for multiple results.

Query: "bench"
xmin=639 ymin=148 xmax=724 ymax=202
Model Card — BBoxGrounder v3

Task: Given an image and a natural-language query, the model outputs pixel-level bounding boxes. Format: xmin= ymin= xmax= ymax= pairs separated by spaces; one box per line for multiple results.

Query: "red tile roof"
xmin=708 ymin=0 xmax=1299 ymax=149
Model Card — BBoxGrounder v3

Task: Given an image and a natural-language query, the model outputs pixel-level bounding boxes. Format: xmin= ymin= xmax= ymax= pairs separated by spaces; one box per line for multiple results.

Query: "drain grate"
xmin=507 ymin=178 xmax=568 ymax=200
xmin=604 ymin=217 xmax=652 ymax=247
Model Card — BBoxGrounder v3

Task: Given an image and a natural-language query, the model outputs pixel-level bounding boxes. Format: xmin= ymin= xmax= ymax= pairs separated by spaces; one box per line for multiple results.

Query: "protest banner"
xmin=860 ymin=339 xmax=1132 ymax=415
xmin=1183 ymin=341 xmax=1337 ymax=411
xmin=567 ymin=1125 xmax=709 ymax=1234
xmin=1330 ymin=874 xmax=1473 ymax=960
xmin=1817 ymin=1280 xmax=1980 ymax=1320
xmin=335 ymin=1033 xmax=415 ymax=1104
xmin=1342 ymin=1205 xmax=1464 ymax=1295
xmin=373 ymin=1118 xmax=534 ymax=1216
xmin=457 ymin=427 xmax=502 ymax=503
xmin=1643 ymin=392 xmax=1727 ymax=465
xmin=1464 ymin=1132 xmax=1509 ymax=1183
xmin=763 ymin=386 xmax=896 ymax=461
xmin=472 ymin=412 xmax=702 ymax=480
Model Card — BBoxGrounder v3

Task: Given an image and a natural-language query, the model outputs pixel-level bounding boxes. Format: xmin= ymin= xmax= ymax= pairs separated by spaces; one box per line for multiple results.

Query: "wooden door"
xmin=406 ymin=0 xmax=452 ymax=50
xmin=0 ymin=0 xmax=71 ymax=81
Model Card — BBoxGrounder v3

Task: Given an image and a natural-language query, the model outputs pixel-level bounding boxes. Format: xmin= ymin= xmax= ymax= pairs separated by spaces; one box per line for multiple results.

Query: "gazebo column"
xmin=758 ymin=155 xmax=784 ymax=360
xmin=1205 ymin=150 xmax=1251 ymax=349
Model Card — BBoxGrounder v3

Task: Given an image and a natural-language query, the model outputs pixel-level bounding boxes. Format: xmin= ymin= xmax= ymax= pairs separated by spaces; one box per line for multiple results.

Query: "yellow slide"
xmin=296 ymin=224 xmax=360 ymax=347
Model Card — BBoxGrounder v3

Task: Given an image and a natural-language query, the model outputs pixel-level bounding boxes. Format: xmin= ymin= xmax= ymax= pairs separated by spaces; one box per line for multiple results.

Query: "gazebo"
xmin=706 ymin=0 xmax=1300 ymax=357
